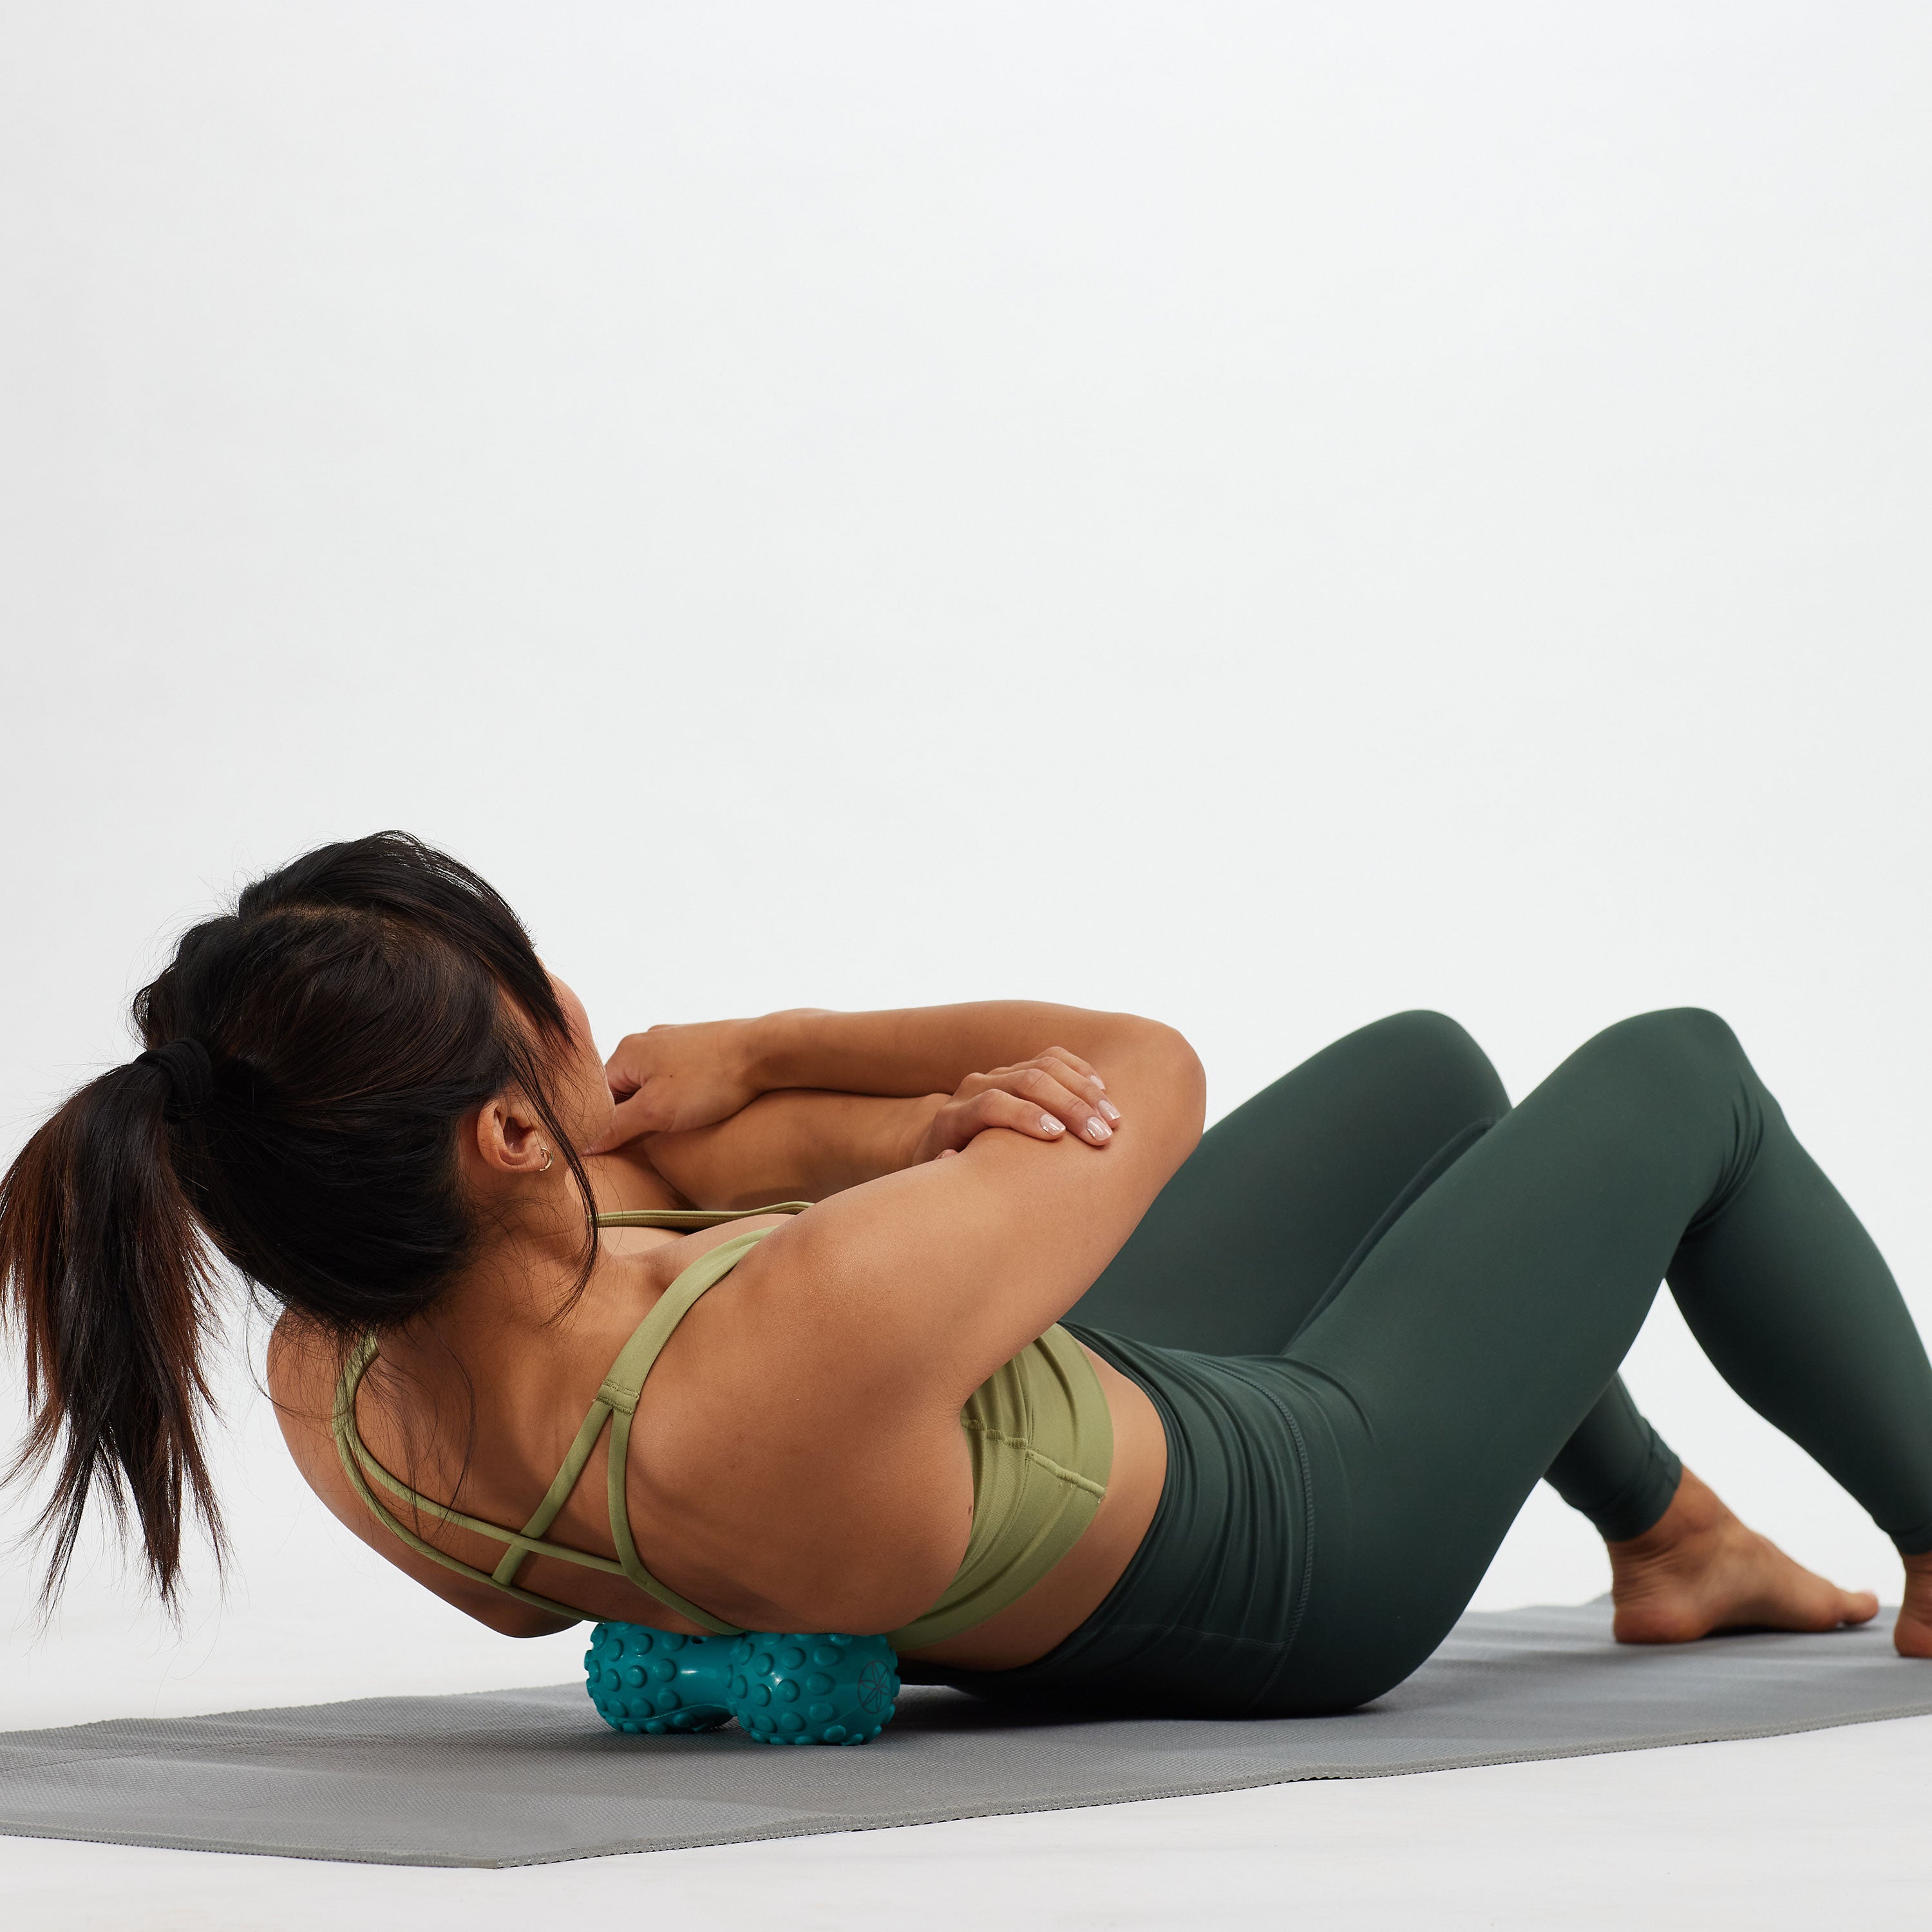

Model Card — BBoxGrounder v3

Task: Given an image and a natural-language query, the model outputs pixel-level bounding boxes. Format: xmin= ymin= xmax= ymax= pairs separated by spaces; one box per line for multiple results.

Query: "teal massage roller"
xmin=585 ymin=1623 xmax=901 ymax=1745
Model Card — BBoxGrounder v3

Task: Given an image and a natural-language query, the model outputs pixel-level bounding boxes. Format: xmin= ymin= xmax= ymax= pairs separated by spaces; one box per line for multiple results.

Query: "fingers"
xmin=603 ymin=1034 xmax=649 ymax=1102
xmin=1021 ymin=1048 xmax=1121 ymax=1128
xmin=936 ymin=1089 xmax=1069 ymax=1152
xmin=1027 ymin=1066 xmax=1113 ymax=1142
xmin=587 ymin=1039 xmax=654 ymax=1151
xmin=1037 ymin=1045 xmax=1106 ymax=1093
xmin=977 ymin=1060 xmax=1116 ymax=1144
xmin=585 ymin=1086 xmax=668 ymax=1153
xmin=931 ymin=1083 xmax=1113 ymax=1159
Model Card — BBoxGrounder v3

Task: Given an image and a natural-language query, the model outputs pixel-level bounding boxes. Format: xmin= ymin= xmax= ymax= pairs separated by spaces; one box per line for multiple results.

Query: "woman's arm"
xmin=631 ymin=1009 xmax=1203 ymax=1633
xmin=721 ymin=1010 xmax=1206 ymax=1403
xmin=594 ymin=1003 xmax=1137 ymax=1144
xmin=641 ymin=1090 xmax=945 ymax=1209
xmin=738 ymin=1004 xmax=1137 ymax=1104
xmin=592 ymin=1005 xmax=1132 ymax=1211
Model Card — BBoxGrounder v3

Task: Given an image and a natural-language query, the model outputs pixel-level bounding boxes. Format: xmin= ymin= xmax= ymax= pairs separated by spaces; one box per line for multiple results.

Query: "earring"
xmin=540 ymin=1145 xmax=555 ymax=1173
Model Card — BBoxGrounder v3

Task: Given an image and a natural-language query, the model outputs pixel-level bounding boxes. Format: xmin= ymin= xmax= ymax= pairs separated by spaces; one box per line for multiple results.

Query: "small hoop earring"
xmin=540 ymin=1145 xmax=555 ymax=1173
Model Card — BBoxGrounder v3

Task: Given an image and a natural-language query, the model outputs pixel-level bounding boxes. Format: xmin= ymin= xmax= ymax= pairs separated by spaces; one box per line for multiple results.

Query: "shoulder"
xmin=265 ymin=1305 xmax=337 ymax=1447
xmin=263 ymin=1306 xmax=366 ymax=1530
xmin=261 ymin=1311 xmax=366 ymax=1584
xmin=634 ymin=1214 xmax=977 ymax=1631
xmin=263 ymin=1305 xmax=571 ymax=1639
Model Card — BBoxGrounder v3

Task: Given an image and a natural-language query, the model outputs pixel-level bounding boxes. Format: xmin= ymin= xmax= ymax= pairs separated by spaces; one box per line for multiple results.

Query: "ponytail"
xmin=1 ymin=1053 xmax=226 ymax=1607
xmin=4 ymin=831 xmax=591 ymax=1611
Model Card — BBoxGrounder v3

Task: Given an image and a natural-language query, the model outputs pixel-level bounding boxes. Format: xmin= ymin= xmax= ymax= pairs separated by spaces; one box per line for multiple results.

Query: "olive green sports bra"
xmin=331 ymin=1203 xmax=1114 ymax=1650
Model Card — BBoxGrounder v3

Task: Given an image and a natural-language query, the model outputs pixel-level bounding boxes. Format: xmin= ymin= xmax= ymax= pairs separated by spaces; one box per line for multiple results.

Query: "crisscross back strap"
xmin=332 ymin=1333 xmax=627 ymax=1620
xmin=331 ymin=1202 xmax=810 ymax=1629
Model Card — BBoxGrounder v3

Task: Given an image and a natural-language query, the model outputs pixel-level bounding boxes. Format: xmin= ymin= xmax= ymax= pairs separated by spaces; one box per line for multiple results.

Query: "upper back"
xmin=271 ymin=1017 xmax=1202 ymax=1640
xmin=269 ymin=1201 xmax=982 ymax=1638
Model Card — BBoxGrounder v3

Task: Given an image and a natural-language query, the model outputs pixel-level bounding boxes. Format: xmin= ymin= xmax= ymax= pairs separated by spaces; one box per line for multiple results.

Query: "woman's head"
xmin=0 ymin=831 xmax=598 ymax=1605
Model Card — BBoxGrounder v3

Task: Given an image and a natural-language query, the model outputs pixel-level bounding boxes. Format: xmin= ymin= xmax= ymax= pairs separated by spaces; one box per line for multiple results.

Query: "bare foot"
xmin=1894 ymin=1552 xmax=1932 ymax=1658
xmin=1606 ymin=1467 xmax=1879 ymax=1644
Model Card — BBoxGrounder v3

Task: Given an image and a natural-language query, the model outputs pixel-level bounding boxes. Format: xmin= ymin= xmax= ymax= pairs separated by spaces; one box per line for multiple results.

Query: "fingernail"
xmin=1099 ymin=1099 xmax=1121 ymax=1121
xmin=1042 ymin=1115 xmax=1065 ymax=1133
xmin=1092 ymin=1075 xmax=1106 ymax=1092
xmin=1086 ymin=1117 xmax=1111 ymax=1140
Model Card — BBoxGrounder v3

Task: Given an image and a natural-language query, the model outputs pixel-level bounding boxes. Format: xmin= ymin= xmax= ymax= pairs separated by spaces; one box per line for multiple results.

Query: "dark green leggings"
xmin=927 ymin=1010 xmax=1932 ymax=1716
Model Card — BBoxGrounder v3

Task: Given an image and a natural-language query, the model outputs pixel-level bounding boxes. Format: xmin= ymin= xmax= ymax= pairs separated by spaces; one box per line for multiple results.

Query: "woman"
xmin=4 ymin=832 xmax=1927 ymax=1719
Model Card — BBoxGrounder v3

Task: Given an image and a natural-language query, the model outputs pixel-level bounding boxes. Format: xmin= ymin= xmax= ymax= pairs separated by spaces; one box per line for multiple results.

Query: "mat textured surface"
xmin=4 ymin=1601 xmax=1930 ymax=1868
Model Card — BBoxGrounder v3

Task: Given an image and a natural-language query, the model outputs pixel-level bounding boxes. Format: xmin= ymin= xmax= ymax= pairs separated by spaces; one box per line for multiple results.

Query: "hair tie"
xmin=135 ymin=1038 xmax=216 ymax=1124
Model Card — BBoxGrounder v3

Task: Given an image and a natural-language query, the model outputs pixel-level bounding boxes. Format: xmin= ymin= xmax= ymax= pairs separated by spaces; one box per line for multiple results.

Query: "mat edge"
xmin=5 ymin=1695 xmax=1932 ymax=1870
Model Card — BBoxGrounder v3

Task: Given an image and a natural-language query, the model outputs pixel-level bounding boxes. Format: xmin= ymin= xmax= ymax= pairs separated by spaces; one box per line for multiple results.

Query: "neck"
xmin=408 ymin=1168 xmax=674 ymax=1352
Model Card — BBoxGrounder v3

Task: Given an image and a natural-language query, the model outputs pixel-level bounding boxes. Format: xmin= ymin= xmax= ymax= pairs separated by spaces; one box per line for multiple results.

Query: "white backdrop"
xmin=3 ymin=1 xmax=1927 ymax=1727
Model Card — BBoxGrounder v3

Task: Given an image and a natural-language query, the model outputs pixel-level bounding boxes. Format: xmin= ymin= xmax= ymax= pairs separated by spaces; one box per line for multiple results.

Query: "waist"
xmin=909 ymin=1330 xmax=1315 ymax=1710
xmin=886 ymin=1321 xmax=1121 ymax=1651
xmin=898 ymin=1337 xmax=1166 ymax=1667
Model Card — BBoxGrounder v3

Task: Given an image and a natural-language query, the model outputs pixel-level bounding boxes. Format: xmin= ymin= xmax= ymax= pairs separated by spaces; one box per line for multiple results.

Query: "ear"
xmin=471 ymin=1090 xmax=553 ymax=1178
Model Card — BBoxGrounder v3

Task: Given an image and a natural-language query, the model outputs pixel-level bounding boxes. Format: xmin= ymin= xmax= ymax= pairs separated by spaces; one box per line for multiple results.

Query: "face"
xmin=545 ymin=971 xmax=616 ymax=1152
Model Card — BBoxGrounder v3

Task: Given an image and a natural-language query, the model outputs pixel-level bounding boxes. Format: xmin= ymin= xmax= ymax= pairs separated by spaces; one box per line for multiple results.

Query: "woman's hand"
xmin=908 ymin=1048 xmax=1122 ymax=1164
xmin=587 ymin=1019 xmax=784 ymax=1151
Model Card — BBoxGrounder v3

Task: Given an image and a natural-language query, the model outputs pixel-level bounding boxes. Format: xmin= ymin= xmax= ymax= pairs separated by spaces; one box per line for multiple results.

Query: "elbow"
xmin=482 ymin=1604 xmax=582 ymax=1640
xmin=1153 ymin=1022 xmax=1208 ymax=1143
xmin=1105 ymin=1014 xmax=1206 ymax=1151
xmin=444 ymin=1583 xmax=580 ymax=1639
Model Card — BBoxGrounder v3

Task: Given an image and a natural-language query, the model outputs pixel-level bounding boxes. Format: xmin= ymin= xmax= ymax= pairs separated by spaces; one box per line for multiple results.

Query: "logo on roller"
xmin=857 ymin=1658 xmax=895 ymax=1715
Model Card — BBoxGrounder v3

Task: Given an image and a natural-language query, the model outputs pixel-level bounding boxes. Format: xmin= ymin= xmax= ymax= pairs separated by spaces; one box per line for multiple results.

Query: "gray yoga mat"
xmin=4 ymin=1600 xmax=1931 ymax=1868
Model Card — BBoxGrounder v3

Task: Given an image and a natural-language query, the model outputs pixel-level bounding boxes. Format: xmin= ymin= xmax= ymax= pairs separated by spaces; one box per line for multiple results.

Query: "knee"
xmin=1582 ymin=1007 xmax=1750 ymax=1098
xmin=1379 ymin=1009 xmax=1477 ymax=1052
xmin=1364 ymin=1010 xmax=1510 ymax=1115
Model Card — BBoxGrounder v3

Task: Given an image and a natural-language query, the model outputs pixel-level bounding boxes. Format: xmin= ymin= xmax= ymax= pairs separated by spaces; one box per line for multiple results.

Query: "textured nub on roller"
xmin=584 ymin=1623 xmax=901 ymax=1745
xmin=726 ymin=1631 xmax=902 ymax=1746
xmin=583 ymin=1624 xmax=734 ymax=1734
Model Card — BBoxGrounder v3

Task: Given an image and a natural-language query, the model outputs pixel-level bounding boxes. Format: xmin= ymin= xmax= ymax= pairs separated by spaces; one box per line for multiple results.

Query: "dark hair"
xmin=0 ymin=832 xmax=594 ymax=1607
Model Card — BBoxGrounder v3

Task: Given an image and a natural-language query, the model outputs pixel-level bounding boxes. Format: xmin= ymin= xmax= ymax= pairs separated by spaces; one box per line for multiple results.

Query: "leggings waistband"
xmin=913 ymin=1327 xmax=1316 ymax=1718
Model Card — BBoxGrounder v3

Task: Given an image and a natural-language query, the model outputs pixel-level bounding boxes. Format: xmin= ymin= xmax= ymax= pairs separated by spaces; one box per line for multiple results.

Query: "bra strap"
xmin=488 ymin=1208 xmax=809 ymax=1601
xmin=594 ymin=1202 xmax=812 ymax=1230
xmin=332 ymin=1334 xmax=621 ymax=1622
xmin=330 ymin=1206 xmax=808 ymax=1629
xmin=592 ymin=1228 xmax=782 ymax=1633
